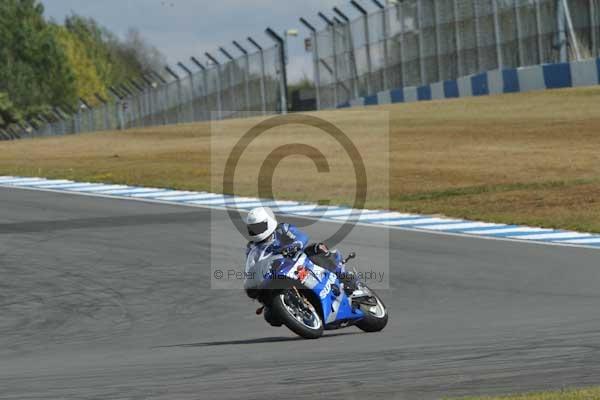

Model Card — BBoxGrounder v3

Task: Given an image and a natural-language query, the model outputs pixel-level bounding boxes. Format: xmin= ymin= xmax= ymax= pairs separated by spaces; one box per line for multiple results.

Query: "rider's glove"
xmin=281 ymin=244 xmax=301 ymax=258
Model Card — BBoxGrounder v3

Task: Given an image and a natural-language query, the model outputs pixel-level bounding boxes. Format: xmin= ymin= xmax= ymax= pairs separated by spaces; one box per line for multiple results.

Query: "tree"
xmin=0 ymin=4 xmax=166 ymax=129
xmin=0 ymin=0 xmax=77 ymax=127
xmin=52 ymin=24 xmax=106 ymax=104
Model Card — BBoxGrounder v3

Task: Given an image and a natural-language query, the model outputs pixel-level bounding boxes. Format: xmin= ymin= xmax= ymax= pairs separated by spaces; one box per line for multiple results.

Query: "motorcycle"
xmin=246 ymin=247 xmax=388 ymax=339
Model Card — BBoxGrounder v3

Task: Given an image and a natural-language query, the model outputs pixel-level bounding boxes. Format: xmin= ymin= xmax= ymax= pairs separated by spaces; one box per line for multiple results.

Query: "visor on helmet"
xmin=247 ymin=221 xmax=268 ymax=237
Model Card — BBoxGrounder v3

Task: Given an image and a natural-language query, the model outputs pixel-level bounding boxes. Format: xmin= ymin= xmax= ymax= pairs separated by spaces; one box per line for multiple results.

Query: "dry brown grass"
xmin=1 ymin=86 xmax=600 ymax=231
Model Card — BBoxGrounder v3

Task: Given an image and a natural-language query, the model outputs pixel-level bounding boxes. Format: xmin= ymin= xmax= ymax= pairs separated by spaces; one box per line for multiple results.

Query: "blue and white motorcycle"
xmin=247 ymin=248 xmax=388 ymax=339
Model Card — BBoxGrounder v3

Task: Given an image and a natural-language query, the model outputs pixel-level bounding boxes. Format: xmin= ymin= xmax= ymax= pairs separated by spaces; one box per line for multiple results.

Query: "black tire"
xmin=355 ymin=288 xmax=388 ymax=333
xmin=271 ymin=290 xmax=324 ymax=339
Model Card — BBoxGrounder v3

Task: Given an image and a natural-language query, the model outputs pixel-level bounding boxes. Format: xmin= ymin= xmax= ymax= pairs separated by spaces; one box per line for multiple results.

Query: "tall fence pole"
xmin=318 ymin=13 xmax=338 ymax=106
xmin=434 ymin=0 xmax=444 ymax=79
xmin=372 ymin=0 xmax=390 ymax=90
xmin=396 ymin=3 xmax=407 ymax=87
xmin=150 ymin=71 xmax=168 ymax=125
xmin=137 ymin=78 xmax=151 ymax=126
xmin=557 ymin=0 xmax=568 ymax=62
xmin=417 ymin=0 xmax=426 ymax=85
xmin=94 ymin=93 xmax=109 ymax=131
xmin=219 ymin=47 xmax=237 ymax=117
xmin=178 ymin=62 xmax=195 ymax=122
xmin=233 ymin=41 xmax=251 ymax=115
xmin=129 ymin=80 xmax=144 ymax=128
xmin=128 ymin=80 xmax=144 ymax=128
xmin=334 ymin=8 xmax=359 ymax=99
xmin=119 ymin=84 xmax=135 ymax=128
xmin=472 ymin=0 xmax=482 ymax=72
xmin=140 ymin=76 xmax=155 ymax=126
xmin=206 ymin=53 xmax=223 ymax=120
xmin=247 ymin=37 xmax=268 ymax=114
xmin=514 ymin=0 xmax=525 ymax=66
xmin=492 ymin=0 xmax=504 ymax=68
xmin=452 ymin=0 xmax=464 ymax=77
xmin=299 ymin=19 xmax=321 ymax=110
xmin=562 ymin=0 xmax=581 ymax=60
xmin=351 ymin=1 xmax=373 ymax=94
xmin=53 ymin=107 xmax=65 ymax=134
xmin=535 ymin=0 xmax=544 ymax=63
xmin=266 ymin=27 xmax=288 ymax=114
xmin=191 ymin=56 xmax=210 ymax=121
xmin=165 ymin=66 xmax=182 ymax=124
xmin=591 ymin=0 xmax=598 ymax=57
xmin=109 ymin=87 xmax=124 ymax=130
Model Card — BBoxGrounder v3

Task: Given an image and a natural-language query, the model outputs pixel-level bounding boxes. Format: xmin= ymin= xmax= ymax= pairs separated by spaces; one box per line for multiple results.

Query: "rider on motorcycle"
xmin=243 ymin=206 xmax=359 ymax=301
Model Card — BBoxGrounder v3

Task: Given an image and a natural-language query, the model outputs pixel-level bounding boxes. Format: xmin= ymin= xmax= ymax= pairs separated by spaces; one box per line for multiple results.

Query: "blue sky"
xmin=39 ymin=0 xmax=362 ymax=83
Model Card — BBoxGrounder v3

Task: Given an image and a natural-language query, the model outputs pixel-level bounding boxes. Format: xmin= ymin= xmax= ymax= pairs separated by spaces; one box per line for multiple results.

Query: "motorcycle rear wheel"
xmin=272 ymin=289 xmax=323 ymax=339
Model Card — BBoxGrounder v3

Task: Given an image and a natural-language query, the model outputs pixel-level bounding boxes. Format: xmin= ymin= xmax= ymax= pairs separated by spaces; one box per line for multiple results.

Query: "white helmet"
xmin=246 ymin=207 xmax=277 ymax=242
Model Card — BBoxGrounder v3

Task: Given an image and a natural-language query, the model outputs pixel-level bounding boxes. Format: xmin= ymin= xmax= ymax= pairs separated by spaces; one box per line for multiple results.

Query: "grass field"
xmin=1 ymin=86 xmax=600 ymax=232
xmin=451 ymin=387 xmax=600 ymax=400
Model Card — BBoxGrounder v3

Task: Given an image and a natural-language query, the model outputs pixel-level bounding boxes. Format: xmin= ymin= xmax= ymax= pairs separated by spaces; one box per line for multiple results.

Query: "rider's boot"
xmin=263 ymin=306 xmax=283 ymax=327
xmin=338 ymin=270 xmax=368 ymax=298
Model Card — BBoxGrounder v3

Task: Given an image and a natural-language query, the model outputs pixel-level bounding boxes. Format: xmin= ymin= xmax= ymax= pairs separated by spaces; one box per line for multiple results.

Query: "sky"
xmin=38 ymin=0 xmax=370 ymax=83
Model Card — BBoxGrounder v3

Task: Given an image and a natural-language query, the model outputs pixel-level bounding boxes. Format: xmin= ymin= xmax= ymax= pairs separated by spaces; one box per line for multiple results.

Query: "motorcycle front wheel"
xmin=271 ymin=288 xmax=323 ymax=339
xmin=355 ymin=288 xmax=388 ymax=333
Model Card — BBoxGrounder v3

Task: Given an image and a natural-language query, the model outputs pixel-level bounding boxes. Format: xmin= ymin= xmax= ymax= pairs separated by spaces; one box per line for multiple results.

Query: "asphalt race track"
xmin=1 ymin=186 xmax=600 ymax=400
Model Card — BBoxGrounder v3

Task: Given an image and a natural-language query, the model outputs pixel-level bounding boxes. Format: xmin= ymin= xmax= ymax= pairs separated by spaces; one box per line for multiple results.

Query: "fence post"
xmin=109 ymin=87 xmax=124 ymax=130
xmin=165 ymin=66 xmax=182 ymax=124
xmin=191 ymin=57 xmax=210 ymax=121
xmin=350 ymin=1 xmax=373 ymax=94
xmin=52 ymin=108 xmax=64 ymax=135
xmin=492 ymin=0 xmax=504 ymax=68
xmin=557 ymin=0 xmax=567 ymax=62
xmin=417 ymin=0 xmax=427 ymax=85
xmin=472 ymin=0 xmax=482 ymax=72
xmin=265 ymin=28 xmax=289 ymax=114
xmin=247 ymin=37 xmax=268 ymax=114
xmin=299 ymin=19 xmax=321 ymax=110
xmin=119 ymin=84 xmax=135 ymax=128
xmin=395 ymin=2 xmax=407 ymax=87
xmin=150 ymin=71 xmax=168 ymax=125
xmin=131 ymin=80 xmax=147 ymax=127
xmin=562 ymin=0 xmax=581 ymax=60
xmin=79 ymin=98 xmax=92 ymax=132
xmin=514 ymin=0 xmax=525 ymax=66
xmin=334 ymin=8 xmax=359 ymax=99
xmin=534 ymin=0 xmax=544 ymax=63
xmin=433 ymin=0 xmax=443 ymax=80
xmin=206 ymin=53 xmax=223 ymax=120
xmin=452 ymin=0 xmax=464 ymax=77
xmin=140 ymin=76 xmax=155 ymax=126
xmin=371 ymin=0 xmax=390 ymax=90
xmin=591 ymin=0 xmax=598 ymax=58
xmin=318 ymin=13 xmax=338 ymax=106
xmin=233 ymin=41 xmax=251 ymax=115
xmin=219 ymin=47 xmax=237 ymax=117
xmin=138 ymin=79 xmax=150 ymax=127
xmin=75 ymin=107 xmax=82 ymax=134
xmin=178 ymin=62 xmax=196 ymax=122
xmin=94 ymin=94 xmax=109 ymax=131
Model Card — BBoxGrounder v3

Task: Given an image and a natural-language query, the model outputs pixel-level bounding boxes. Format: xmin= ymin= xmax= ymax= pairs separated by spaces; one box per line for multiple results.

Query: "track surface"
xmin=1 ymin=187 xmax=600 ymax=399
